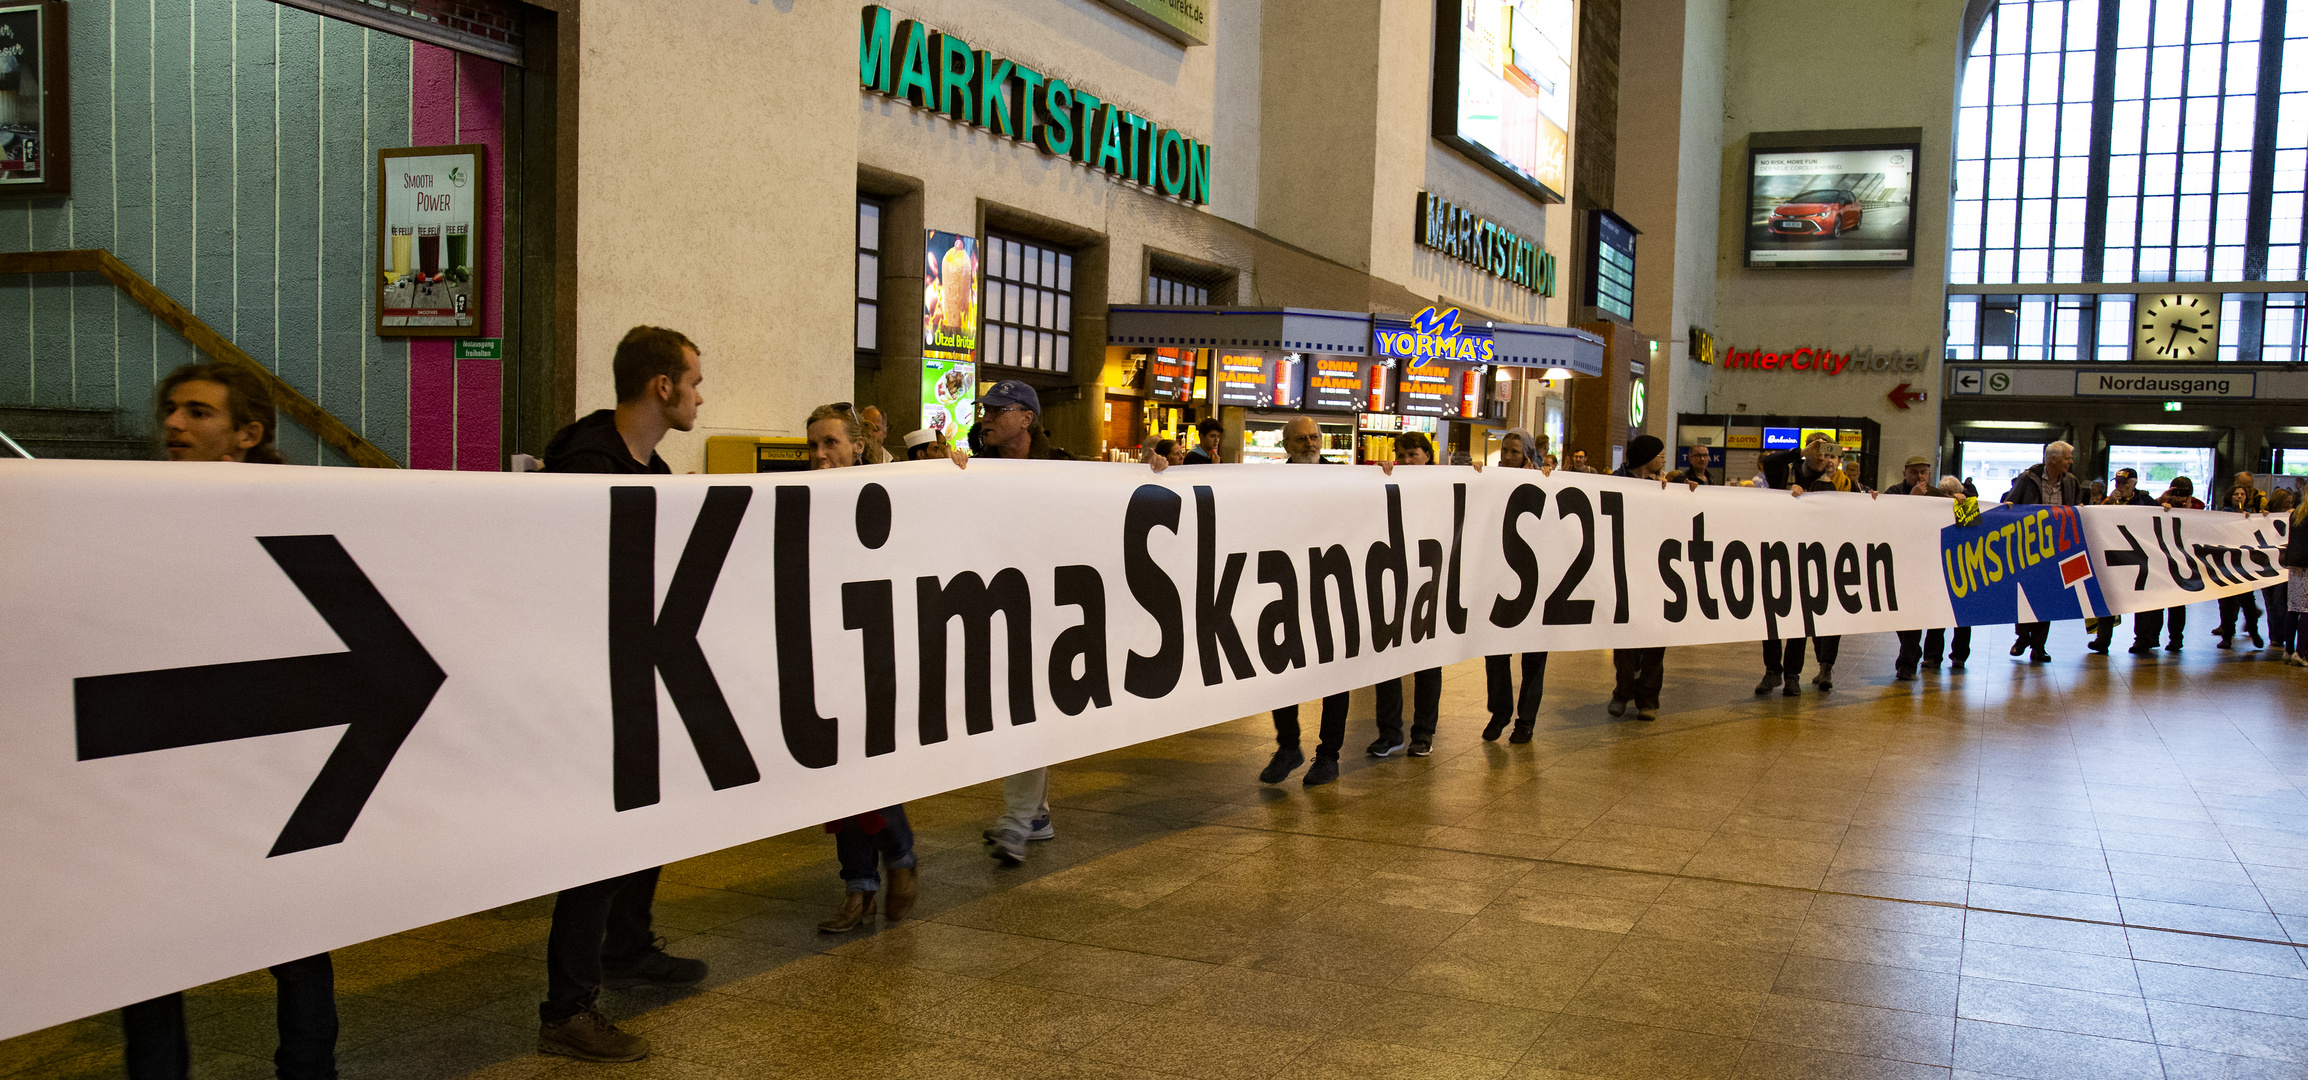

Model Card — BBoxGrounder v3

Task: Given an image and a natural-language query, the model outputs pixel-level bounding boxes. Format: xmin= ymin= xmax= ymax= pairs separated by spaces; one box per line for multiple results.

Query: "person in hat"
xmin=1888 ymin=458 xmax=1970 ymax=677
xmin=1756 ymin=433 xmax=1858 ymax=696
xmin=1891 ymin=454 xmax=1935 ymax=496
xmin=902 ymin=427 xmax=945 ymax=461
xmin=1606 ymin=435 xmax=1681 ymax=719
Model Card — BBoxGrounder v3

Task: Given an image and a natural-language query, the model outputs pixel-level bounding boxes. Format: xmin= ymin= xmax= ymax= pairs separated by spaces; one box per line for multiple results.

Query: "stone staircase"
xmin=0 ymin=406 xmax=153 ymax=461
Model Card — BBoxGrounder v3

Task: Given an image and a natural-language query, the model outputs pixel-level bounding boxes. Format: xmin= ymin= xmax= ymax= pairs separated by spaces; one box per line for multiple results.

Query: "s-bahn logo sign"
xmin=859 ymin=6 xmax=1212 ymax=205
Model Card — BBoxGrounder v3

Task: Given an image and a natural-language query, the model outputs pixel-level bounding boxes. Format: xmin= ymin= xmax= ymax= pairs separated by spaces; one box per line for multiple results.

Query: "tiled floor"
xmin=9 ymin=617 xmax=2308 ymax=1080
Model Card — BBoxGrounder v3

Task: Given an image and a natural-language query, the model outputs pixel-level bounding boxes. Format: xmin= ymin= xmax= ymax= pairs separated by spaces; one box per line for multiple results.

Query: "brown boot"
xmin=539 ymin=1006 xmax=649 ymax=1062
xmin=884 ymin=865 xmax=918 ymax=922
xmin=816 ymin=889 xmax=876 ymax=933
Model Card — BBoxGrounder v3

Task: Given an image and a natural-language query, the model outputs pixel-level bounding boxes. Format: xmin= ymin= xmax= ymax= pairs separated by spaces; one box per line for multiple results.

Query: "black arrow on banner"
xmin=2104 ymin=525 xmax=2151 ymax=589
xmin=73 ymin=535 xmax=446 ymax=857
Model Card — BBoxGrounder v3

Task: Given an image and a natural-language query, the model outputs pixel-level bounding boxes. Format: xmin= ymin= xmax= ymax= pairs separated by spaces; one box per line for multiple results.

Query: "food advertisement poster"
xmin=1438 ymin=0 xmax=1571 ymax=201
xmin=1141 ymin=348 xmax=1195 ymax=403
xmin=920 ymin=358 xmax=976 ymax=452
xmin=1397 ymin=358 xmax=1458 ymax=417
xmin=376 ymin=144 xmax=484 ymax=336
xmin=1744 ymin=140 xmax=1918 ymax=268
xmin=1304 ymin=355 xmax=1368 ymax=413
xmin=0 ymin=3 xmax=67 ymax=196
xmin=924 ymin=230 xmax=980 ymax=362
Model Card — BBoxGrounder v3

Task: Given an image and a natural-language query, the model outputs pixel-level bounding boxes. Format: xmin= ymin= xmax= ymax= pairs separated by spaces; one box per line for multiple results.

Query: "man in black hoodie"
xmin=533 ymin=326 xmax=711 ymax=1063
xmin=2002 ymin=440 xmax=2083 ymax=663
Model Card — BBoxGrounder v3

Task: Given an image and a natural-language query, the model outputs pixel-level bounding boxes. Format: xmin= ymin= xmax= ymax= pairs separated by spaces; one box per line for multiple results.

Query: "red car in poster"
xmin=1768 ymin=188 xmax=1863 ymax=238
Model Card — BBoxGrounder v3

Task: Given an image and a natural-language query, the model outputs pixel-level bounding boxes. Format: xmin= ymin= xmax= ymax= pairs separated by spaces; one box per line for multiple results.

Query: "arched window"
xmin=1946 ymin=0 xmax=2302 ymax=361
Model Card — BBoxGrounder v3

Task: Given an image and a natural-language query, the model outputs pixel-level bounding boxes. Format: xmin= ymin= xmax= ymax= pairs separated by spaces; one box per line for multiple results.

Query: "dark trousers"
xmin=1274 ymin=691 xmax=1352 ymax=758
xmin=2265 ymin=584 xmax=2294 ymax=649
xmin=834 ymin=806 xmax=915 ymax=892
xmin=1485 ymin=653 xmax=1548 ymax=727
xmin=1611 ymin=648 xmax=1665 ymax=710
xmin=2132 ymin=605 xmax=2188 ymax=648
xmin=124 ymin=953 xmax=337 ymax=1080
xmin=542 ymin=867 xmax=662 ymax=1022
xmin=1894 ymin=627 xmax=1969 ymax=672
xmin=2013 ymin=622 xmax=2052 ymax=653
xmin=1762 ymin=636 xmax=1840 ymax=678
xmin=2217 ymin=591 xmax=2264 ymax=639
xmin=1374 ymin=669 xmax=1442 ymax=742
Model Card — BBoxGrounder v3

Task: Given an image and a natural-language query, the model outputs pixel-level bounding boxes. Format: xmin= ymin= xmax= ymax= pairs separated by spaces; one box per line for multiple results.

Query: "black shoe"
xmin=1508 ymin=724 xmax=1533 ymax=744
xmin=1951 ymin=660 xmax=1967 ymax=671
xmin=1782 ymin=681 xmax=1801 ymax=697
xmin=602 ymin=942 xmax=707 ymax=990
xmin=1812 ymin=666 xmax=1834 ymax=692
xmin=2088 ymin=640 xmax=2111 ymax=654
xmin=2128 ymin=643 xmax=2157 ymax=654
xmin=2166 ymin=640 xmax=2183 ymax=653
xmin=1259 ymin=747 xmax=1305 ymax=784
xmin=2217 ymin=636 xmax=2234 ymax=650
xmin=1920 ymin=659 xmax=1941 ymax=670
xmin=1303 ymin=756 xmax=1339 ymax=786
xmin=1407 ymin=737 xmax=1433 ymax=757
xmin=1366 ymin=736 xmax=1404 ymax=758
xmin=2030 ymin=649 xmax=2051 ymax=663
xmin=1754 ymin=672 xmax=1782 ymax=695
xmin=1635 ymin=706 xmax=1657 ymax=721
xmin=1607 ymin=698 xmax=1629 ymax=717
xmin=2250 ymin=629 xmax=2266 ymax=648
xmin=2010 ymin=641 xmax=2027 ymax=657
xmin=1482 ymin=716 xmax=1510 ymax=741
xmin=1894 ymin=669 xmax=1916 ymax=681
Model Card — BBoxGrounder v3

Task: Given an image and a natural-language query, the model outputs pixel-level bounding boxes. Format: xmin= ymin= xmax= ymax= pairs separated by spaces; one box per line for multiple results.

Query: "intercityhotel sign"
xmin=1416 ymin=191 xmax=1556 ymax=295
xmin=859 ymin=6 xmax=1213 ymax=205
xmin=1718 ymin=344 xmax=1925 ymax=375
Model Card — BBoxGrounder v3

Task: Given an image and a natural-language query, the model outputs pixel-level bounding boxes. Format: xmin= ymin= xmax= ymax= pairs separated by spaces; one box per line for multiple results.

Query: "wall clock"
xmin=2134 ymin=293 xmax=2221 ymax=360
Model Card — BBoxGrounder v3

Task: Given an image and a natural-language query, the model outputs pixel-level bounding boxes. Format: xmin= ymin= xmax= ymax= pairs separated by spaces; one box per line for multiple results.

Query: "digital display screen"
xmin=1304 ymin=355 xmax=1368 ymax=413
xmin=1762 ymin=426 xmax=1799 ymax=451
xmin=1139 ymin=348 xmax=1195 ymax=403
xmin=1213 ymin=353 xmax=1273 ymax=408
xmin=1587 ymin=210 xmax=1636 ymax=322
xmin=1744 ymin=138 xmax=1920 ymax=268
xmin=1433 ymin=0 xmax=1572 ymax=202
xmin=1397 ymin=359 xmax=1459 ymax=417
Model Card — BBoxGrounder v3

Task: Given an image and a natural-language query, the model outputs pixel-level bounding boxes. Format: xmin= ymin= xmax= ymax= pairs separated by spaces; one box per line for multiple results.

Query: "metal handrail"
xmin=0 ymin=429 xmax=32 ymax=459
xmin=0 ymin=250 xmax=399 ymax=468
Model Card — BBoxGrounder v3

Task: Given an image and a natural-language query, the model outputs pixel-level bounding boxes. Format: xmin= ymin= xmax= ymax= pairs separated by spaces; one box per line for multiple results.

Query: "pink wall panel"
xmin=406 ymin=43 xmax=508 ymax=471
xmin=407 ymin=345 xmax=455 ymax=470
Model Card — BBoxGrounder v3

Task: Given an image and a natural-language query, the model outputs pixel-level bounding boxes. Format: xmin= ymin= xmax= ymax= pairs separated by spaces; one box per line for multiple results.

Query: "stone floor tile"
xmin=1519 ymin=1012 xmax=1750 ymax=1080
xmin=1271 ymin=1036 xmax=1516 ymax=1080
xmin=1072 ymin=1008 xmax=1316 ymax=1080
xmin=1772 ymin=955 xmax=1960 ymax=1016
xmin=1323 ymin=989 xmax=1553 ymax=1062
xmin=2117 ymin=896 xmax=2288 ymax=939
xmin=1747 ymin=992 xmax=1954 ymax=1065
xmin=1949 ymin=1018 xmax=2163 ymax=1080
xmin=995 ymin=943 xmax=1218 ymax=1004
xmin=1961 ymin=910 xmax=2132 ymax=958
xmin=2147 ymin=998 xmax=2308 ymax=1062
xmin=1957 ymin=940 xmax=2140 ymax=995
xmin=828 ymin=919 xmax=1062 ymax=978
xmin=1954 ymin=976 xmax=2154 ymax=1041
xmin=1629 ymin=902 xmax=1804 ymax=953
xmin=1791 ymin=920 xmax=1965 ymax=975
xmin=1731 ymin=1039 xmax=1953 ymax=1080
xmin=2126 ymin=927 xmax=2308 ymax=977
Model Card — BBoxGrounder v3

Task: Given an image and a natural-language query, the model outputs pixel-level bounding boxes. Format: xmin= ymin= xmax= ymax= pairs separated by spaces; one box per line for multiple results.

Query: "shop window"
xmin=856 ymin=198 xmax=882 ymax=355
xmin=982 ymin=233 xmax=1074 ymax=374
xmin=1147 ymin=272 xmax=1210 ymax=306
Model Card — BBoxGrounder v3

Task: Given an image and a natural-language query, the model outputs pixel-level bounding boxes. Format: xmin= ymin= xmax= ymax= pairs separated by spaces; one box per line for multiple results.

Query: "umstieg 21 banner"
xmin=0 ymin=459 xmax=2281 ymax=1037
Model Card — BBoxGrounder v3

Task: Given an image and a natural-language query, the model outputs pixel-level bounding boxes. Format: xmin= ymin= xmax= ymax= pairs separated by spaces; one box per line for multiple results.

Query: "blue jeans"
xmin=124 ymin=953 xmax=336 ymax=1080
xmin=835 ymin=805 xmax=915 ymax=893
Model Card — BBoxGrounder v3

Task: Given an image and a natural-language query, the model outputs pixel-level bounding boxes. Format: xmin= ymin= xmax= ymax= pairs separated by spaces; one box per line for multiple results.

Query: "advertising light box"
xmin=1432 ymin=0 xmax=1572 ymax=203
xmin=1397 ymin=358 xmax=1459 ymax=418
xmin=1744 ymin=132 xmax=1921 ymax=269
xmin=1763 ymin=426 xmax=1799 ymax=451
xmin=1138 ymin=348 xmax=1195 ymax=403
xmin=1304 ymin=355 xmax=1368 ymax=413
xmin=1214 ymin=353 xmax=1273 ymax=408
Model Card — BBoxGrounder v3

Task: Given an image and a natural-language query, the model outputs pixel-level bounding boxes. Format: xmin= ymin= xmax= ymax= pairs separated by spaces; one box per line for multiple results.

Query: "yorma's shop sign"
xmin=1374 ymin=306 xmax=1495 ymax=362
xmin=1719 ymin=345 xmax=1924 ymax=375
xmin=859 ymin=7 xmax=1212 ymax=205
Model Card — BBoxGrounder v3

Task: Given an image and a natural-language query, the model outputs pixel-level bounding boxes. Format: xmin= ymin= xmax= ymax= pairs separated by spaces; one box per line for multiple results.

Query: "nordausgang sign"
xmin=859 ymin=6 xmax=1214 ymax=205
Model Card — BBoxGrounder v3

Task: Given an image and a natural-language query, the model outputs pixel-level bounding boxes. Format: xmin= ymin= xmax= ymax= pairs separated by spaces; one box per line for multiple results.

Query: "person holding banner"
xmin=1609 ymin=435 xmax=1680 ymax=719
xmin=1484 ymin=428 xmax=1549 ymax=743
xmin=121 ymin=364 xmax=340 ymax=1080
xmin=1371 ymin=431 xmax=1446 ymax=756
xmin=805 ymin=403 xmax=922 ymax=932
xmin=2002 ymin=440 xmax=2084 ymax=664
xmin=2086 ymin=470 xmax=2154 ymax=653
xmin=536 ymin=327 xmax=712 ymax=1063
xmin=2131 ymin=477 xmax=2206 ymax=653
xmin=2286 ymin=495 xmax=2308 ymax=666
xmin=1756 ymin=434 xmax=1853 ymax=695
xmin=2216 ymin=481 xmax=2268 ymax=650
xmin=1260 ymin=417 xmax=1355 ymax=786
xmin=962 ymin=381 xmax=1066 ymax=864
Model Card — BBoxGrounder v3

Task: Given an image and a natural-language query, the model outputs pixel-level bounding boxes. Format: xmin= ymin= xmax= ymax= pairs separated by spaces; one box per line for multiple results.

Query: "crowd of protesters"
xmin=121 ymin=326 xmax=2308 ymax=1070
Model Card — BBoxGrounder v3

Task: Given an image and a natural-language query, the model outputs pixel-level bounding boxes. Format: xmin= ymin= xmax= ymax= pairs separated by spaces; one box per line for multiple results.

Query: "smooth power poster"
xmin=376 ymin=144 xmax=485 ymax=335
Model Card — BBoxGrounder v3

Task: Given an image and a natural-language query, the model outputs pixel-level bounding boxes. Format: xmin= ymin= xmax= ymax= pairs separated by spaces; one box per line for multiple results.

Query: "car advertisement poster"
xmin=1439 ymin=0 xmax=1572 ymax=202
xmin=376 ymin=145 xmax=484 ymax=335
xmin=1744 ymin=143 xmax=1918 ymax=268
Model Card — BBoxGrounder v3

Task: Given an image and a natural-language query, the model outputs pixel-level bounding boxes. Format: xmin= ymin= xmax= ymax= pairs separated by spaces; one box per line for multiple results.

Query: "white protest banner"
xmin=0 ymin=459 xmax=2279 ymax=1037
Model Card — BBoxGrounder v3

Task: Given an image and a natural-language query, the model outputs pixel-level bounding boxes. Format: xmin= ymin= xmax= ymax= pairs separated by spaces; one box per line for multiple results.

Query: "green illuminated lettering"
xmin=936 ymin=33 xmax=975 ymax=122
xmin=1187 ymin=139 xmax=1211 ymax=204
xmin=1095 ymin=105 xmax=1127 ymax=174
xmin=1158 ymin=129 xmax=1187 ymax=196
xmin=977 ymin=52 xmax=1015 ymax=135
xmin=1013 ymin=65 xmax=1045 ymax=145
xmin=859 ymin=5 xmax=894 ymax=93
xmin=893 ymin=20 xmax=935 ymax=108
xmin=1040 ymin=79 xmax=1074 ymax=156
xmin=1070 ymin=89 xmax=1105 ymax=163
